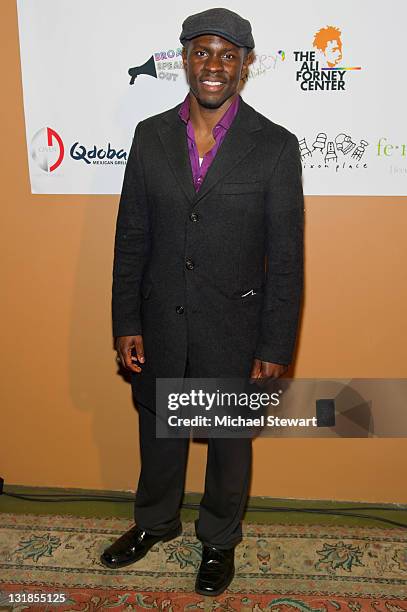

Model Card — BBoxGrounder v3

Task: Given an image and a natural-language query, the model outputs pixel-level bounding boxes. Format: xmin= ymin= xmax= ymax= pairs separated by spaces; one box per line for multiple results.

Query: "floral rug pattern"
xmin=0 ymin=513 xmax=406 ymax=610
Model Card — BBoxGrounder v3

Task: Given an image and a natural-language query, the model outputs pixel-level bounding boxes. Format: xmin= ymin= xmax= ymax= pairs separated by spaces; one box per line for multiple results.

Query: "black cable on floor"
xmin=183 ymin=503 xmax=407 ymax=528
xmin=2 ymin=491 xmax=407 ymax=528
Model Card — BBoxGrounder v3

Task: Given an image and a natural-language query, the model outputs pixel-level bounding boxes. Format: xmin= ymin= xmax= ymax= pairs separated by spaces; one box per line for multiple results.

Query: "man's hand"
xmin=115 ymin=335 xmax=145 ymax=373
xmin=250 ymin=358 xmax=288 ymax=386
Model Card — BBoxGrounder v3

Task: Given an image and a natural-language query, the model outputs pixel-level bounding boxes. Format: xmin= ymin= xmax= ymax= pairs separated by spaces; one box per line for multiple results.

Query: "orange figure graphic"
xmin=313 ymin=26 xmax=343 ymax=67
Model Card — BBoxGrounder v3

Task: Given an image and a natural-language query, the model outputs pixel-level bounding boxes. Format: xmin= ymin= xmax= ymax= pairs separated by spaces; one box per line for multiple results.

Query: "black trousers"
xmin=132 ymin=357 xmax=253 ymax=549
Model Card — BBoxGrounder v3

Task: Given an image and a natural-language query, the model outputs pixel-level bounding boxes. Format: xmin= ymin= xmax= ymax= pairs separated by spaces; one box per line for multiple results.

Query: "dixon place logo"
xmin=299 ymin=130 xmax=369 ymax=173
xmin=294 ymin=25 xmax=361 ymax=91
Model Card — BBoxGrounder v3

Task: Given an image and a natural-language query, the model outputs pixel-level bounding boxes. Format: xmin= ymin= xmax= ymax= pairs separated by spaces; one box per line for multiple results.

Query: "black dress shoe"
xmin=100 ymin=523 xmax=182 ymax=569
xmin=195 ymin=544 xmax=235 ymax=596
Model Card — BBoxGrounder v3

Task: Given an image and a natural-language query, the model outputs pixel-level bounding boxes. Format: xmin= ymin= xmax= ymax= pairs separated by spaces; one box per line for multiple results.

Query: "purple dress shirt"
xmin=178 ymin=93 xmax=240 ymax=191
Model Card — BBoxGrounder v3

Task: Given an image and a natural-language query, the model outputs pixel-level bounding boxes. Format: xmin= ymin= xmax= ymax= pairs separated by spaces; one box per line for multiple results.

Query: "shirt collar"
xmin=178 ymin=93 xmax=240 ymax=131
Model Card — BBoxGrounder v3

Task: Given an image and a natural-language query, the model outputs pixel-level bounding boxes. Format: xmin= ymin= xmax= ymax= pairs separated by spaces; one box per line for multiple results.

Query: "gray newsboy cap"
xmin=180 ymin=7 xmax=254 ymax=51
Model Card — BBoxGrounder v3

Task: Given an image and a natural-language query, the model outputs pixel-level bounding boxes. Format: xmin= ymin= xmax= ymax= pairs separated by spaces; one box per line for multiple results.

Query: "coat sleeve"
xmin=254 ymin=132 xmax=304 ymax=365
xmin=111 ymin=122 xmax=151 ymax=338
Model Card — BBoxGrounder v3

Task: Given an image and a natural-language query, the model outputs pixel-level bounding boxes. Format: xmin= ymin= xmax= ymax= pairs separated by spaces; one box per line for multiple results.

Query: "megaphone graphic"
xmin=128 ymin=55 xmax=157 ymax=85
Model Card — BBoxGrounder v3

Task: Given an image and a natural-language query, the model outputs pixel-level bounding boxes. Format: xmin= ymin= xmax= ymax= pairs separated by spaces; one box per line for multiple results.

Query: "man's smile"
xmin=200 ymin=79 xmax=226 ymax=91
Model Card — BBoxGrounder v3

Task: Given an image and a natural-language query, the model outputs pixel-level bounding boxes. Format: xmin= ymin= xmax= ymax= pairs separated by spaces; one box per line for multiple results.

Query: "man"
xmin=101 ymin=7 xmax=304 ymax=597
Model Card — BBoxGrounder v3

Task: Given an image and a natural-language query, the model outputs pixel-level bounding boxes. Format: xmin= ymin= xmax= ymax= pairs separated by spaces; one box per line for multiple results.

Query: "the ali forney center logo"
xmin=128 ymin=47 xmax=184 ymax=84
xmin=294 ymin=25 xmax=361 ymax=91
xmin=30 ymin=127 xmax=64 ymax=172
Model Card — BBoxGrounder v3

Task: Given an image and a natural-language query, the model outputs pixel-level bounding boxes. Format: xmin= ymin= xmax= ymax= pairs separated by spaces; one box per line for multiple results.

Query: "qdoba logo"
xmin=30 ymin=127 xmax=64 ymax=172
xmin=70 ymin=141 xmax=127 ymax=165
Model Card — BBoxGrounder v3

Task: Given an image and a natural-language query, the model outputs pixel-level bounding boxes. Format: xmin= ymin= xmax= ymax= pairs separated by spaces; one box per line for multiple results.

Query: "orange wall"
xmin=1 ymin=1 xmax=406 ymax=503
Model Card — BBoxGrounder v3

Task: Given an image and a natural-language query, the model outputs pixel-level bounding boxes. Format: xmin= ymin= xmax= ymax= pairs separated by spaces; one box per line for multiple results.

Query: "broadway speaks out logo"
xmin=30 ymin=127 xmax=64 ymax=173
xmin=128 ymin=47 xmax=184 ymax=84
xmin=294 ymin=25 xmax=361 ymax=91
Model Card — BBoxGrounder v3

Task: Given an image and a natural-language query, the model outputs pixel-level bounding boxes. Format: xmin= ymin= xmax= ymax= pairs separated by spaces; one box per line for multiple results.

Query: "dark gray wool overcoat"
xmin=112 ymin=95 xmax=304 ymax=406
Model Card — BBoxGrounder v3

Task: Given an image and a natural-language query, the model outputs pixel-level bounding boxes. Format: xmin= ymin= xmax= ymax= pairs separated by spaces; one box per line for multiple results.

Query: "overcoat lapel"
xmin=157 ymin=96 xmax=262 ymax=205
xmin=193 ymin=100 xmax=262 ymax=205
xmin=157 ymin=107 xmax=197 ymax=203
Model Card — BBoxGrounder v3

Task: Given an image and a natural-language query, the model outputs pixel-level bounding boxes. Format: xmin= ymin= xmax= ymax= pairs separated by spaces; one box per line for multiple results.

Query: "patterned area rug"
xmin=0 ymin=513 xmax=406 ymax=610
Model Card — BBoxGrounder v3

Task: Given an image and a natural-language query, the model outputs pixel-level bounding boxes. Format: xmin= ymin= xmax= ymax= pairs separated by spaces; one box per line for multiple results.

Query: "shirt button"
xmin=190 ymin=212 xmax=199 ymax=222
xmin=176 ymin=305 xmax=184 ymax=314
xmin=185 ymin=258 xmax=195 ymax=270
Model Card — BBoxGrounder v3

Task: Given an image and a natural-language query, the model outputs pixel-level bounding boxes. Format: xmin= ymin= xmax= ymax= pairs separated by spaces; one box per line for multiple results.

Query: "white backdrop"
xmin=17 ymin=0 xmax=407 ymax=195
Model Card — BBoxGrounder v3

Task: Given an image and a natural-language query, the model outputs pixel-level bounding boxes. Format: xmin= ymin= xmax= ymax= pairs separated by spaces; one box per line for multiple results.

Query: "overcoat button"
xmin=190 ymin=212 xmax=199 ymax=222
xmin=176 ymin=305 xmax=184 ymax=314
xmin=185 ymin=259 xmax=194 ymax=270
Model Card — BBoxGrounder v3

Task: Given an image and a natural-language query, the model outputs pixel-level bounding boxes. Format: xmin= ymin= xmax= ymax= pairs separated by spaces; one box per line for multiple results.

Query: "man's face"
xmin=324 ymin=39 xmax=342 ymax=66
xmin=182 ymin=35 xmax=248 ymax=109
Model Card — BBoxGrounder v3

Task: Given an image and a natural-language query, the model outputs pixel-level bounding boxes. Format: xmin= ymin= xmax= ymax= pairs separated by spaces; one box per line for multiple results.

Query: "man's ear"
xmin=181 ymin=45 xmax=188 ymax=69
xmin=244 ymin=49 xmax=254 ymax=67
xmin=241 ymin=50 xmax=252 ymax=80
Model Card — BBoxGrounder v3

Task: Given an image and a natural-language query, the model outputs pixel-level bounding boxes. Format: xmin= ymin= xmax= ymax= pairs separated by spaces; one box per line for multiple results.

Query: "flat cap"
xmin=180 ymin=7 xmax=254 ymax=51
